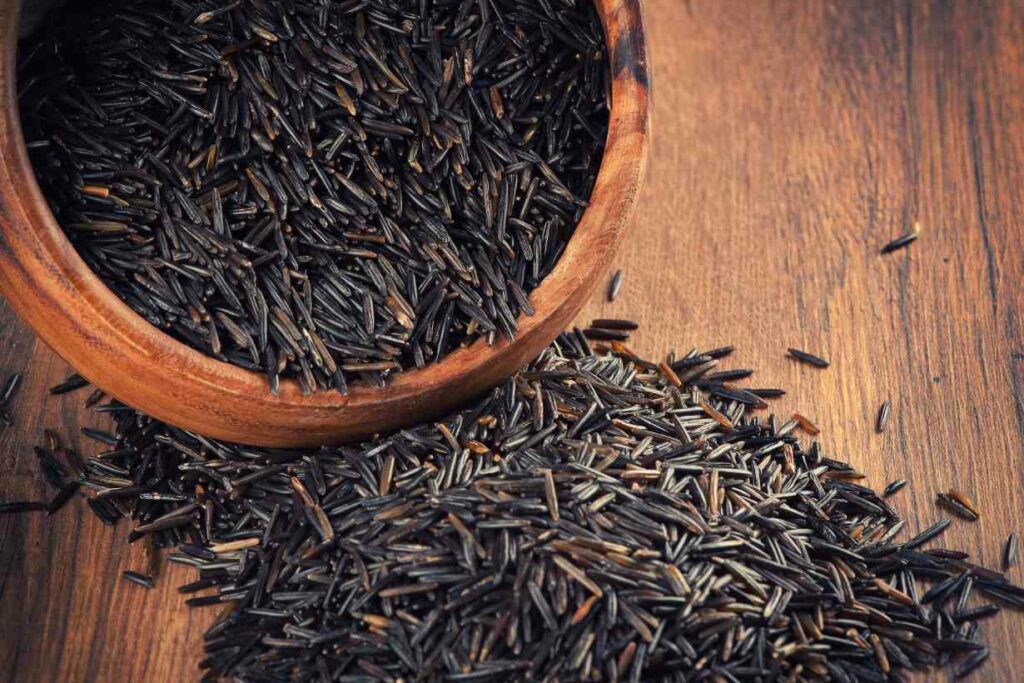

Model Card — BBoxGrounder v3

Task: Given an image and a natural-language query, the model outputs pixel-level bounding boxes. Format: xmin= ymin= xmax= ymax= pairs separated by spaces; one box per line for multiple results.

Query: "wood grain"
xmin=3 ymin=0 xmax=1024 ymax=680
xmin=0 ymin=0 xmax=649 ymax=448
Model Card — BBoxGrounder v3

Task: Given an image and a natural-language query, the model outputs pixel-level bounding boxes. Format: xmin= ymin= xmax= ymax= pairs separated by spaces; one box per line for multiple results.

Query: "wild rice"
xmin=29 ymin=329 xmax=1021 ymax=681
xmin=607 ymin=269 xmax=624 ymax=301
xmin=787 ymin=347 xmax=830 ymax=368
xmin=881 ymin=225 xmax=920 ymax=254
xmin=937 ymin=491 xmax=980 ymax=521
xmin=48 ymin=373 xmax=89 ymax=395
xmin=876 ymin=399 xmax=891 ymax=432
xmin=589 ymin=318 xmax=639 ymax=331
xmin=122 ymin=570 xmax=155 ymax=589
xmin=792 ymin=411 xmax=820 ymax=435
xmin=0 ymin=501 xmax=48 ymax=514
xmin=20 ymin=0 xmax=611 ymax=395
xmin=0 ymin=372 xmax=22 ymax=427
xmin=884 ymin=479 xmax=908 ymax=497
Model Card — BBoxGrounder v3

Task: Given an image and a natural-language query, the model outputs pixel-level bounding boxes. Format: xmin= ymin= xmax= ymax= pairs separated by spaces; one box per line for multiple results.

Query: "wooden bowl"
xmin=0 ymin=0 xmax=651 ymax=447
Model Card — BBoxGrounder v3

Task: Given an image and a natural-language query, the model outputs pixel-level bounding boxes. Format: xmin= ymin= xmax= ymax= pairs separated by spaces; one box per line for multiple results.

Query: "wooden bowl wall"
xmin=0 ymin=0 xmax=651 ymax=447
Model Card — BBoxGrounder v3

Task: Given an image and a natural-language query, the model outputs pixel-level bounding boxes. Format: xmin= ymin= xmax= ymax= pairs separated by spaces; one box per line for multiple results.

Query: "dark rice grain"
xmin=607 ymin=269 xmax=624 ymax=301
xmin=122 ymin=570 xmax=155 ymax=589
xmin=787 ymin=347 xmax=830 ymax=368
xmin=884 ymin=479 xmax=908 ymax=497
xmin=881 ymin=226 xmax=920 ymax=254
xmin=876 ymin=400 xmax=891 ymax=432
xmin=1004 ymin=533 xmax=1018 ymax=570
xmin=0 ymin=501 xmax=48 ymax=514
xmin=48 ymin=373 xmax=89 ymax=395
xmin=0 ymin=372 xmax=22 ymax=427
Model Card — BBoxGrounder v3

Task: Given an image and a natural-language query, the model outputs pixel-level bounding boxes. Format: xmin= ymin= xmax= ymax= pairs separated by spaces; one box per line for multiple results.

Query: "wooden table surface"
xmin=3 ymin=0 xmax=1024 ymax=680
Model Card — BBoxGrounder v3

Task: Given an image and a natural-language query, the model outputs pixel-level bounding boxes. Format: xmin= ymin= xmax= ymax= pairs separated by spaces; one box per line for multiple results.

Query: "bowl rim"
xmin=0 ymin=0 xmax=651 ymax=446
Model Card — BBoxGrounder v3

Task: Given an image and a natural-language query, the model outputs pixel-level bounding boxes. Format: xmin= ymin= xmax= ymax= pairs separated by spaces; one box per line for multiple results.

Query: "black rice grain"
xmin=589 ymin=318 xmax=639 ymax=331
xmin=122 ymin=570 xmax=155 ymax=590
xmin=0 ymin=372 xmax=22 ymax=427
xmin=0 ymin=501 xmax=47 ymax=515
xmin=788 ymin=347 xmax=830 ymax=368
xmin=881 ymin=227 xmax=920 ymax=254
xmin=938 ymin=491 xmax=980 ymax=521
xmin=48 ymin=373 xmax=89 ymax=395
xmin=884 ymin=479 xmax=908 ymax=497
xmin=46 ymin=482 xmax=80 ymax=515
xmin=582 ymin=327 xmax=630 ymax=341
xmin=607 ymin=269 xmax=624 ymax=301
xmin=876 ymin=400 xmax=891 ymax=432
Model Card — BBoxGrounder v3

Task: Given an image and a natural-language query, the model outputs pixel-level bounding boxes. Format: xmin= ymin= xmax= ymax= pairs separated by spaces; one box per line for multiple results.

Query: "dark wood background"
xmin=3 ymin=0 xmax=1023 ymax=680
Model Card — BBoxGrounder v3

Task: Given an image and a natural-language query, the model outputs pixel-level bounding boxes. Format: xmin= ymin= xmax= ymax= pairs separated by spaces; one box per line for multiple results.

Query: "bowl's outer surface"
xmin=0 ymin=0 xmax=651 ymax=446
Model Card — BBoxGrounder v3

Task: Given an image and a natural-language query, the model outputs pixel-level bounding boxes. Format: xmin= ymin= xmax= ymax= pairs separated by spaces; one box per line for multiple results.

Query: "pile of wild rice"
xmin=14 ymin=331 xmax=1020 ymax=681
xmin=18 ymin=0 xmax=609 ymax=394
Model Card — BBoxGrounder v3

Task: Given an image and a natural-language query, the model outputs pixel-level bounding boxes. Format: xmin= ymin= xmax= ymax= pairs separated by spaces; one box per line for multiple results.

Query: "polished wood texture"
xmin=3 ymin=0 xmax=1024 ymax=680
xmin=0 ymin=0 xmax=650 ymax=447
